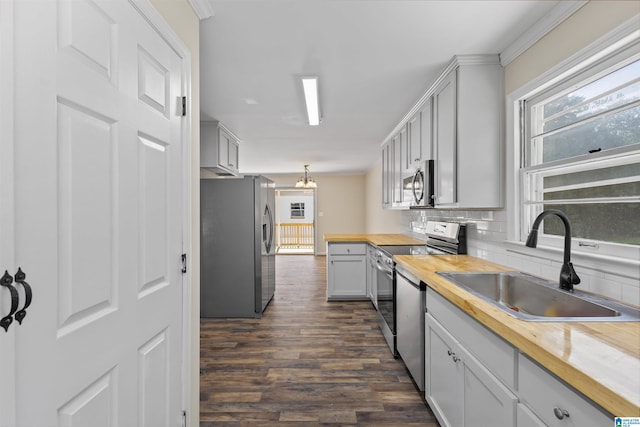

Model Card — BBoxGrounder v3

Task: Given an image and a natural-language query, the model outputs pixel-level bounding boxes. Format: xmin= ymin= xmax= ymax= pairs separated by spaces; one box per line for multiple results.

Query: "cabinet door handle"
xmin=553 ymin=407 xmax=570 ymax=420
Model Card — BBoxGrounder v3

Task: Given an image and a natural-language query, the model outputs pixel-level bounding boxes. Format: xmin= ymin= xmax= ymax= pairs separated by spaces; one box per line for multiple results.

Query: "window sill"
xmin=502 ymin=240 xmax=640 ymax=280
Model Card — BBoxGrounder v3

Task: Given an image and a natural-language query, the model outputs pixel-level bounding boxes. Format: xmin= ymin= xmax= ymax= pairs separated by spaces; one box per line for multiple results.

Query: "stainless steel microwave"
xmin=404 ymin=160 xmax=435 ymax=208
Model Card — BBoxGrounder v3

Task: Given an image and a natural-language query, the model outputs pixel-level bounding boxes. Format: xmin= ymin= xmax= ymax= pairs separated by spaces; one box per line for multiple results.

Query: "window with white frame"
xmin=521 ymin=47 xmax=640 ymax=257
xmin=290 ymin=202 xmax=305 ymax=219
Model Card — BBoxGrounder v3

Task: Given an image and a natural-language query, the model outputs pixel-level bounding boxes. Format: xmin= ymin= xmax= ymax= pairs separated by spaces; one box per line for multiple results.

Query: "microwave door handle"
xmin=413 ymin=170 xmax=423 ymax=204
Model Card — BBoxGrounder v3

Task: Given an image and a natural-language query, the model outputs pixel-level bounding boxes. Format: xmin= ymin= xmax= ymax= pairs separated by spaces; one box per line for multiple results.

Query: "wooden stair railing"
xmin=276 ymin=223 xmax=314 ymax=248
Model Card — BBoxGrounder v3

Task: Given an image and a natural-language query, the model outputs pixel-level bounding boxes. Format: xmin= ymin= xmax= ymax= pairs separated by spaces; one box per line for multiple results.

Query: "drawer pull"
xmin=553 ymin=407 xmax=570 ymax=420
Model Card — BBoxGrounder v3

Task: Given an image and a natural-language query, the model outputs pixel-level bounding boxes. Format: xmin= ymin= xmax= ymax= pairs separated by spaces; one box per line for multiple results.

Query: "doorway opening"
xmin=274 ymin=188 xmax=316 ymax=254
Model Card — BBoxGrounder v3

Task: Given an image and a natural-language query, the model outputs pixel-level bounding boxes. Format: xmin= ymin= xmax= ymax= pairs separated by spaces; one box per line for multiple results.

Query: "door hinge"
xmin=180 ymin=410 xmax=187 ymax=427
xmin=181 ymin=254 xmax=187 ymax=274
xmin=181 ymin=96 xmax=187 ymax=116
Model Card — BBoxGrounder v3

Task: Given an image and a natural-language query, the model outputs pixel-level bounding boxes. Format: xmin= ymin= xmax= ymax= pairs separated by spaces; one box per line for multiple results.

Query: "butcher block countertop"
xmin=394 ymin=254 xmax=640 ymax=418
xmin=324 ymin=233 xmax=426 ymax=246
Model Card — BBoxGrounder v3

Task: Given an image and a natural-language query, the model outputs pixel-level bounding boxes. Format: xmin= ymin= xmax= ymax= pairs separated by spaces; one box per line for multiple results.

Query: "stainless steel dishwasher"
xmin=396 ymin=265 xmax=426 ymax=391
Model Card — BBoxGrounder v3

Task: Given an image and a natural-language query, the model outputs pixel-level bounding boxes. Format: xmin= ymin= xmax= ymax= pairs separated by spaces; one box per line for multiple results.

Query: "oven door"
xmin=375 ymin=259 xmax=395 ymax=333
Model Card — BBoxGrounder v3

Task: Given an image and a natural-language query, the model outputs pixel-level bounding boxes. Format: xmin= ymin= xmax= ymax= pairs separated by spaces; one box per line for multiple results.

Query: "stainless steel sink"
xmin=437 ymin=271 xmax=640 ymax=322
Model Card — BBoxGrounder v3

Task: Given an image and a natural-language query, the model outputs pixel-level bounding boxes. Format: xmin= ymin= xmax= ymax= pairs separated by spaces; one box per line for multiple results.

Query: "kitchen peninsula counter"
xmin=324 ymin=233 xmax=426 ymax=246
xmin=394 ymin=254 xmax=640 ymax=418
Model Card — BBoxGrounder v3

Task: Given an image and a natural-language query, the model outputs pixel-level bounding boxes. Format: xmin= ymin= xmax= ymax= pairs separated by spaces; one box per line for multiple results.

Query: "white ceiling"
xmin=200 ymin=0 xmax=562 ymax=175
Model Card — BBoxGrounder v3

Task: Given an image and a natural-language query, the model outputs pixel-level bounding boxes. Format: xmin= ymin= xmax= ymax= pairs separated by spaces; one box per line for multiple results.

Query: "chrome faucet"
xmin=525 ymin=209 xmax=581 ymax=292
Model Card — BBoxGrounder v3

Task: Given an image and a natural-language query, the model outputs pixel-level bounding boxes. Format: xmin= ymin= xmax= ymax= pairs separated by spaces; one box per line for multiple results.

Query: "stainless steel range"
xmin=375 ymin=221 xmax=467 ymax=360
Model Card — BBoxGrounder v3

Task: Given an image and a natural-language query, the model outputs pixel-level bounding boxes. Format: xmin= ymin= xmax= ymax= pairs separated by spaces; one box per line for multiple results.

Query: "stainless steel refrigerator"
xmin=200 ymin=176 xmax=276 ymax=317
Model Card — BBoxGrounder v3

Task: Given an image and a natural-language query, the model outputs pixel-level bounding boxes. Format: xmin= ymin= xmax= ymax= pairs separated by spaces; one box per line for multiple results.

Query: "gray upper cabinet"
xmin=433 ymin=69 xmax=457 ymax=206
xmin=201 ymin=121 xmax=240 ymax=176
xmin=400 ymin=123 xmax=412 ymax=174
xmin=408 ymin=112 xmax=421 ymax=168
xmin=381 ymin=54 xmax=503 ymax=209
xmin=381 ymin=124 xmax=411 ymax=209
xmin=420 ymin=98 xmax=433 ymax=163
xmin=381 ymin=142 xmax=391 ymax=208
xmin=407 ymin=98 xmax=433 ymax=168
xmin=392 ymin=133 xmax=402 ymax=204
xmin=435 ymin=56 xmax=503 ymax=209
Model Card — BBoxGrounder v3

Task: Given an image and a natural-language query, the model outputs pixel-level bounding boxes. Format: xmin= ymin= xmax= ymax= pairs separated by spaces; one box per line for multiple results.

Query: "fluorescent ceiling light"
xmin=301 ymin=76 xmax=320 ymax=126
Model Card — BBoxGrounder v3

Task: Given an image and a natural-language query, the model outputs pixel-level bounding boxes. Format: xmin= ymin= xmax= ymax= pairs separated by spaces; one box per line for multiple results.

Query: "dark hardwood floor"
xmin=200 ymin=255 xmax=439 ymax=426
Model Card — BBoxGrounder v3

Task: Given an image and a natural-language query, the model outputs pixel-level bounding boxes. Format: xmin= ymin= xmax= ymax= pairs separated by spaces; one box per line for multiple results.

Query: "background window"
xmin=290 ymin=202 xmax=305 ymax=218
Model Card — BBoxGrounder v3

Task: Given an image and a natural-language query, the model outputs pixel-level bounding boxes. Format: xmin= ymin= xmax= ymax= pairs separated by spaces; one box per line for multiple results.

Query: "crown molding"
xmin=500 ymin=1 xmax=588 ymax=66
xmin=381 ymin=54 xmax=500 ymax=145
xmin=188 ymin=0 xmax=214 ymax=20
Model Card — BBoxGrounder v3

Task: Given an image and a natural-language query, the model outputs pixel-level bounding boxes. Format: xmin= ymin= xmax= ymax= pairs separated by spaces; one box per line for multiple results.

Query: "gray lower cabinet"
xmin=366 ymin=244 xmax=378 ymax=308
xmin=518 ymin=354 xmax=612 ymax=427
xmin=517 ymin=403 xmax=547 ymax=427
xmin=426 ymin=313 xmax=462 ymax=427
xmin=426 ymin=311 xmax=518 ymax=427
xmin=326 ymin=243 xmax=367 ymax=300
xmin=425 ymin=287 xmax=614 ymax=427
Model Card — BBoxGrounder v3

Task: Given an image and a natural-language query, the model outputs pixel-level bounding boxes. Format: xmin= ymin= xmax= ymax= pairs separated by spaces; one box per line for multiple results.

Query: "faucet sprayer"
xmin=526 ymin=209 xmax=581 ymax=292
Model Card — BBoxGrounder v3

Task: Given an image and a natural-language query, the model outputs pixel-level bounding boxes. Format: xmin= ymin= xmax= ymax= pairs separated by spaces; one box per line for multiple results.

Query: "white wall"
xmin=276 ymin=191 xmax=314 ymax=223
xmin=364 ymin=161 xmax=404 ymax=233
xmin=267 ymin=174 xmax=366 ymax=253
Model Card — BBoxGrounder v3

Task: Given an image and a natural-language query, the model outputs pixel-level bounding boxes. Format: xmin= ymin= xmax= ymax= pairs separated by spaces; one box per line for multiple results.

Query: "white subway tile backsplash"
xmin=590 ymin=276 xmax=623 ymax=301
xmin=577 ymin=273 xmax=593 ymax=293
xmin=491 ymin=252 xmax=510 ymax=266
xmin=580 ymin=266 xmax=605 ymax=280
xmin=604 ymin=272 xmax=639 ymax=286
xmin=521 ymin=259 xmax=543 ymax=276
xmin=539 ymin=263 xmax=560 ymax=283
xmin=621 ymin=284 xmax=640 ymax=306
xmin=503 ymin=257 xmax=525 ymax=271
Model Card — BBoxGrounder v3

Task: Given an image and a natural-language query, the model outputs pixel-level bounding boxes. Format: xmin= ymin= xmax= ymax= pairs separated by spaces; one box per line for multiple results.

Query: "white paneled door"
xmin=2 ymin=0 xmax=187 ymax=425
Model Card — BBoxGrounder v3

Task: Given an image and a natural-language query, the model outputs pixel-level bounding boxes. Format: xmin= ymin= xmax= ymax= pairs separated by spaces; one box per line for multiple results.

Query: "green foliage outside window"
xmin=525 ymin=58 xmax=640 ymax=248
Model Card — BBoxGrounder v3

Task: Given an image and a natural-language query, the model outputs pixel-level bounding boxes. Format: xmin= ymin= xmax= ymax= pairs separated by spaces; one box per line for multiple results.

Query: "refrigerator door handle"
xmin=264 ymin=203 xmax=274 ymax=253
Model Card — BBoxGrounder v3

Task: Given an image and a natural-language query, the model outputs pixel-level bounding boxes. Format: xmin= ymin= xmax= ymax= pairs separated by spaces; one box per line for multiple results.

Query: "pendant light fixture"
xmin=295 ymin=164 xmax=317 ymax=188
